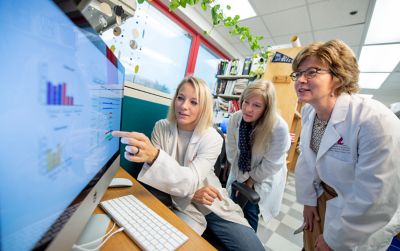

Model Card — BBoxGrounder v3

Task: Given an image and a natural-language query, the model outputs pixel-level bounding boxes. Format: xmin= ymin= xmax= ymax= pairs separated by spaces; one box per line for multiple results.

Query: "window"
xmin=101 ymin=2 xmax=192 ymax=94
xmin=193 ymin=43 xmax=220 ymax=91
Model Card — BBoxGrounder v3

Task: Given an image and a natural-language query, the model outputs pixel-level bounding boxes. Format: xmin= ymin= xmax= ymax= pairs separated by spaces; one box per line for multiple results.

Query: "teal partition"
xmin=120 ymin=85 xmax=170 ymax=178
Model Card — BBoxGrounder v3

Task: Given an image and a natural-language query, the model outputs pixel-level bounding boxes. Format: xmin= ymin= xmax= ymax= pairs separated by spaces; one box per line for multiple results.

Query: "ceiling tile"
xmin=262 ymin=6 xmax=312 ymax=37
xmin=314 ymin=24 xmax=364 ymax=46
xmin=309 ymin=0 xmax=370 ymax=30
xmin=394 ymin=62 xmax=400 ymax=72
xmin=231 ymin=42 xmax=253 ymax=57
xmin=273 ymin=32 xmax=314 ymax=46
xmin=385 ymin=72 xmax=400 ymax=83
xmin=307 ymin=0 xmax=329 ymax=3
xmin=215 ymin=25 xmax=232 ymax=40
xmin=224 ymin=16 xmax=273 ymax=44
xmin=249 ymin=0 xmax=306 ymax=15
xmin=261 ymin=37 xmax=276 ymax=47
xmin=238 ymin=17 xmax=272 ymax=39
xmin=193 ymin=4 xmax=212 ymax=21
xmin=350 ymin=46 xmax=360 ymax=58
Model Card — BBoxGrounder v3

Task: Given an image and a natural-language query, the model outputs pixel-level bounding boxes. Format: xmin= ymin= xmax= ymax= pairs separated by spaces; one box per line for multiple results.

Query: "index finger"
xmin=112 ymin=130 xmax=132 ymax=138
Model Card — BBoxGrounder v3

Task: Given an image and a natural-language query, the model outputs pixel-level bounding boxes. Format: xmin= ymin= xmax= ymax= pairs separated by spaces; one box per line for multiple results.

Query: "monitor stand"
xmin=73 ymin=214 xmax=111 ymax=250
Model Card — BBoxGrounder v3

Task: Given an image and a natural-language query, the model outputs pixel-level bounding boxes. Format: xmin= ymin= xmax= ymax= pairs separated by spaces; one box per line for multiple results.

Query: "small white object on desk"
xmin=109 ymin=178 xmax=133 ymax=188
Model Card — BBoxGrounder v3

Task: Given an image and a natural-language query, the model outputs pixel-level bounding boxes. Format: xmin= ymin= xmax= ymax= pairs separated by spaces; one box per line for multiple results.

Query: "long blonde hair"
xmin=167 ymin=76 xmax=213 ymax=134
xmin=240 ymin=79 xmax=278 ymax=155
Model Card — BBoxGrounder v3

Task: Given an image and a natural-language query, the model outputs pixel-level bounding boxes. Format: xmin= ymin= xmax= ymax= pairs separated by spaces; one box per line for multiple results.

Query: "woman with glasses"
xmin=293 ymin=39 xmax=400 ymax=251
xmin=113 ymin=76 xmax=264 ymax=251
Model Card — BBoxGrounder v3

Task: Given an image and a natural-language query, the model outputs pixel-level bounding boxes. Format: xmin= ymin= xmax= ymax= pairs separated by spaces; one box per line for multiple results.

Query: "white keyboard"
xmin=100 ymin=194 xmax=188 ymax=251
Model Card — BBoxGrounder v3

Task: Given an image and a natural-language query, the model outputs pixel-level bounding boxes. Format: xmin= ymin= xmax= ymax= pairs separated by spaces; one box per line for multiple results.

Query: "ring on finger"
xmin=135 ymin=147 xmax=140 ymax=155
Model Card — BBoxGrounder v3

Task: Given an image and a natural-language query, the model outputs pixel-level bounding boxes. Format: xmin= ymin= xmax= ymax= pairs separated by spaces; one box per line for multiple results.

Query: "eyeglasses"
xmin=290 ymin=67 xmax=330 ymax=81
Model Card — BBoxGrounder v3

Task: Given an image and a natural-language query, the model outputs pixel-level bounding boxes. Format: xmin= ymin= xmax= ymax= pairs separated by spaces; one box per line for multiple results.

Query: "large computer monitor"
xmin=0 ymin=1 xmax=125 ymax=250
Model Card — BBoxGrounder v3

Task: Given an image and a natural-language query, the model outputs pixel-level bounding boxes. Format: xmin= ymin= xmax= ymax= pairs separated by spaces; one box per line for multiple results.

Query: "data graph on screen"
xmin=46 ymin=81 xmax=75 ymax=106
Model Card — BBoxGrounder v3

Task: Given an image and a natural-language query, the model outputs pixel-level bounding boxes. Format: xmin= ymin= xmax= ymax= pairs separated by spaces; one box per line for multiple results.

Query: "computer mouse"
xmin=109 ymin=178 xmax=133 ymax=188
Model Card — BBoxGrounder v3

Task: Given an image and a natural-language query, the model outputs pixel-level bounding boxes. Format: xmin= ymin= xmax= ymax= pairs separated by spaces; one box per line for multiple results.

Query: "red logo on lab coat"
xmin=337 ymin=137 xmax=344 ymax=145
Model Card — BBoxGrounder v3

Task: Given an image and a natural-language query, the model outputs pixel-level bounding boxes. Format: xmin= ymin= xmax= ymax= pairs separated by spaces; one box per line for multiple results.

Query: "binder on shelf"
xmin=229 ymin=59 xmax=239 ymax=75
xmin=217 ymin=60 xmax=229 ymax=75
xmin=242 ymin=57 xmax=252 ymax=75
xmin=236 ymin=58 xmax=245 ymax=76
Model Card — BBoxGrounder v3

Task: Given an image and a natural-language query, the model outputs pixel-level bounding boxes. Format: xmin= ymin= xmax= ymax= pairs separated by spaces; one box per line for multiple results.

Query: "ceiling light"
xmin=358 ymin=44 xmax=400 ymax=72
xmin=365 ymin=0 xmax=400 ymax=44
xmin=358 ymin=73 xmax=389 ymax=89
xmin=210 ymin=0 xmax=256 ymax=21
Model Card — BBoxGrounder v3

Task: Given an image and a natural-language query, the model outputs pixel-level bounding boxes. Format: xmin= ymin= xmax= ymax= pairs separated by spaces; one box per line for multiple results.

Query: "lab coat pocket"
xmin=323 ymin=154 xmax=355 ymax=184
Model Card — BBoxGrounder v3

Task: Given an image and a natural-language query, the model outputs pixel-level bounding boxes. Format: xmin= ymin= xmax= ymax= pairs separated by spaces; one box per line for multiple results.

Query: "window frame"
xmin=149 ymin=0 xmax=230 ymax=76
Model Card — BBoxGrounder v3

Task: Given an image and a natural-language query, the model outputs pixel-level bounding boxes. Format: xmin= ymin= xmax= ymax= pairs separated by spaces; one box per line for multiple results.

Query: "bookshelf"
xmin=213 ymin=73 xmax=253 ymax=125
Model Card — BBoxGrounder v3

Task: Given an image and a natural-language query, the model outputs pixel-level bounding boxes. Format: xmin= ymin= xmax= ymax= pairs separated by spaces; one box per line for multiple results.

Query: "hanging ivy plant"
xmin=140 ymin=0 xmax=270 ymax=77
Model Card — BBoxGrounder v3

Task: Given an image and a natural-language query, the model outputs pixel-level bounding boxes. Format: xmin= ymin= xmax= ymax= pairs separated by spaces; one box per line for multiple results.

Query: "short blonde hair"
xmin=167 ymin=76 xmax=213 ymax=134
xmin=292 ymin=39 xmax=359 ymax=95
xmin=240 ymin=79 xmax=278 ymax=155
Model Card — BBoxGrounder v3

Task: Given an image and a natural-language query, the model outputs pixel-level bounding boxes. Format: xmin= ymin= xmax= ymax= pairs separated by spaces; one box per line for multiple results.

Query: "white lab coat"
xmin=226 ymin=111 xmax=290 ymax=222
xmin=138 ymin=119 xmax=250 ymax=234
xmin=295 ymin=93 xmax=400 ymax=251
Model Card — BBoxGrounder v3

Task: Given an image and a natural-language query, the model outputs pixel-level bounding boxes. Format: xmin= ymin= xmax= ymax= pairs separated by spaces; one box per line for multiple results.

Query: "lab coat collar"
xmin=316 ymin=93 xmax=350 ymax=161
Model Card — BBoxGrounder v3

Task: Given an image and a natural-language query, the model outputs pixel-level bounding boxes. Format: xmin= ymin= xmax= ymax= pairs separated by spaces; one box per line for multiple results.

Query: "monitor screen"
xmin=0 ymin=1 xmax=125 ymax=250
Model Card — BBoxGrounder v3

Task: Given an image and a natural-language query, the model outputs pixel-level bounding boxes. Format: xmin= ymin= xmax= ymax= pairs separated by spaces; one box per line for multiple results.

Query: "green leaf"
xmin=180 ymin=0 xmax=187 ymax=8
xmin=169 ymin=0 xmax=180 ymax=10
xmin=201 ymin=2 xmax=207 ymax=10
xmin=203 ymin=30 xmax=208 ymax=36
xmin=137 ymin=0 xmax=145 ymax=3
xmin=169 ymin=3 xmax=179 ymax=10
xmin=211 ymin=6 xmax=221 ymax=25
xmin=226 ymin=4 xmax=231 ymax=10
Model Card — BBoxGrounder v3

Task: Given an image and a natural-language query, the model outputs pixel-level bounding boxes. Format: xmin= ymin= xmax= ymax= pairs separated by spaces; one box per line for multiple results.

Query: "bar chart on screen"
xmin=46 ymin=81 xmax=75 ymax=106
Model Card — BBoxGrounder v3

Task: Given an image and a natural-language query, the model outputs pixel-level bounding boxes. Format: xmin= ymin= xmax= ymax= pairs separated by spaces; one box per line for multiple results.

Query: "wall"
xmin=120 ymin=83 xmax=172 ymax=178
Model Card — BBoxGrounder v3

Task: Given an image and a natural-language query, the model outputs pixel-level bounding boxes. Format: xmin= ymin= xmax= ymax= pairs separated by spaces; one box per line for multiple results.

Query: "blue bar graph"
xmin=46 ymin=81 xmax=74 ymax=106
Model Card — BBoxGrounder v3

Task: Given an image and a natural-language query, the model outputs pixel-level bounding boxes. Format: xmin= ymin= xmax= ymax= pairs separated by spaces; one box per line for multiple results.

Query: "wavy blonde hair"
xmin=292 ymin=39 xmax=359 ymax=95
xmin=240 ymin=79 xmax=278 ymax=155
xmin=167 ymin=76 xmax=213 ymax=134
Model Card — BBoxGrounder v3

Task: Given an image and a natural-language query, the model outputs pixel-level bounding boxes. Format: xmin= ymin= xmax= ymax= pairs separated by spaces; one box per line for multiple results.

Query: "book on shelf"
xmin=224 ymin=80 xmax=236 ymax=95
xmin=242 ymin=57 xmax=252 ymax=75
xmin=215 ymin=78 xmax=250 ymax=96
xmin=233 ymin=79 xmax=249 ymax=95
xmin=217 ymin=60 xmax=229 ymax=75
xmin=217 ymin=97 xmax=229 ymax=112
xmin=228 ymin=99 xmax=240 ymax=113
xmin=217 ymin=58 xmax=258 ymax=77
xmin=229 ymin=59 xmax=239 ymax=75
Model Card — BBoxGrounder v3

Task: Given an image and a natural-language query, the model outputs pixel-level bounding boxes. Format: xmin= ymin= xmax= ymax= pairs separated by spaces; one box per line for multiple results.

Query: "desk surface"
xmin=96 ymin=168 xmax=216 ymax=250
